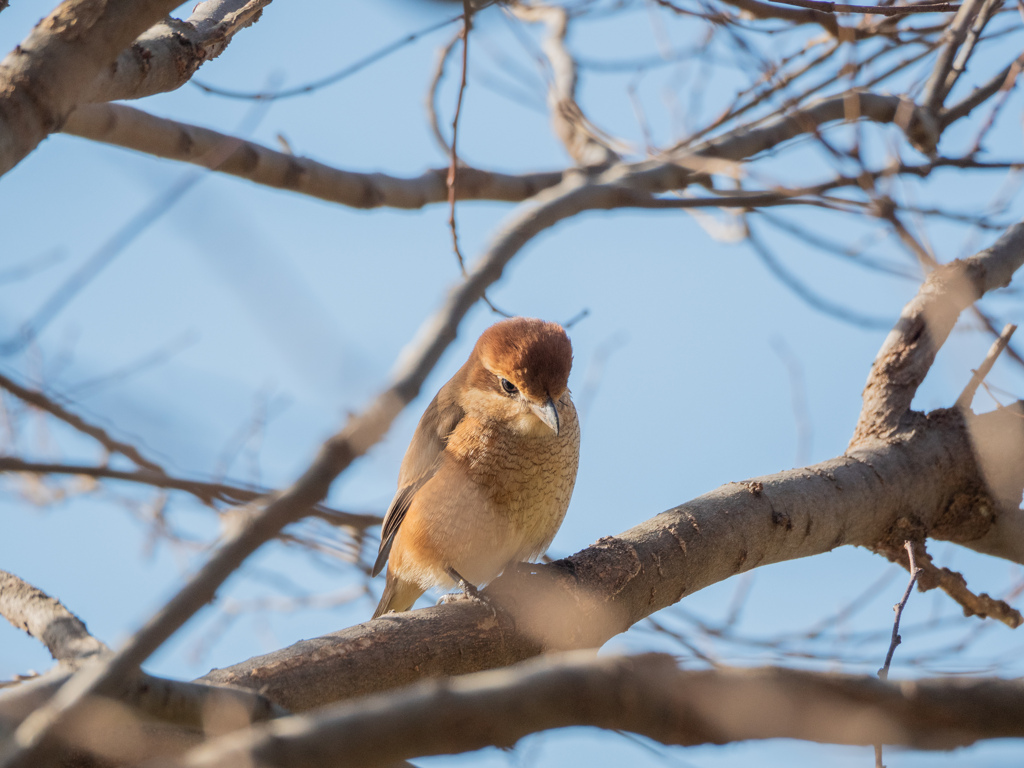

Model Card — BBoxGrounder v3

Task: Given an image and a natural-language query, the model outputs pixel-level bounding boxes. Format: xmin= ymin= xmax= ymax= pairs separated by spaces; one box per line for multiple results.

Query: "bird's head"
xmin=463 ymin=317 xmax=573 ymax=437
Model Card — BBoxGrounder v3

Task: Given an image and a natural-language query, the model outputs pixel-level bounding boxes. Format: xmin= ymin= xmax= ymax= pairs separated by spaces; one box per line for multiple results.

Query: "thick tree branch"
xmin=0 ymin=0 xmax=182 ymax=177
xmin=0 ymin=0 xmax=269 ymax=178
xmin=198 ymin=402 xmax=1022 ymax=710
xmin=179 ymin=653 xmax=1024 ymax=768
xmin=85 ymin=0 xmax=270 ymax=104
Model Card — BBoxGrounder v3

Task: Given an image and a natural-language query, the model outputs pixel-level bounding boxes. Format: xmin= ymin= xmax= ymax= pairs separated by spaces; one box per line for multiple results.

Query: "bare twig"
xmin=426 ymin=31 xmax=462 ymax=156
xmin=877 ymin=539 xmax=919 ymax=768
xmin=769 ymin=0 xmax=959 ymax=15
xmin=879 ymin=541 xmax=921 ymax=681
xmin=941 ymin=53 xmax=1024 ymax=128
xmin=938 ymin=0 xmax=1004 ymax=104
xmin=0 ymin=371 xmax=164 ymax=474
xmin=0 ymin=457 xmax=380 ymax=531
xmin=192 ymin=11 xmax=466 ymax=101
xmin=956 ymin=324 xmax=1017 ymax=409
xmin=0 ymin=571 xmax=108 ymax=667
xmin=912 ymin=544 xmax=1023 ymax=627
xmin=746 ymin=222 xmax=894 ymax=328
xmin=448 ymin=2 xmax=473 ymax=275
xmin=705 ymin=0 xmax=846 ymax=36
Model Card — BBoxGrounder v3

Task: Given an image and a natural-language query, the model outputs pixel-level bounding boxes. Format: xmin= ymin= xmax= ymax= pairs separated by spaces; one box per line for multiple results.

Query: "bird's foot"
xmin=440 ymin=568 xmax=497 ymax=616
xmin=446 ymin=567 xmax=481 ymax=598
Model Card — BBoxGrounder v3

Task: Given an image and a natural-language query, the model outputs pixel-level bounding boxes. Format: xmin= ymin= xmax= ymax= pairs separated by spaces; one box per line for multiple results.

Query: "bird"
xmin=371 ymin=316 xmax=580 ymax=619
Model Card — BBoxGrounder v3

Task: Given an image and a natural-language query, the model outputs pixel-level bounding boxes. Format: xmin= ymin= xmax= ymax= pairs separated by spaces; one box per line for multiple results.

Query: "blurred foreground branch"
xmin=179 ymin=652 xmax=1024 ymax=768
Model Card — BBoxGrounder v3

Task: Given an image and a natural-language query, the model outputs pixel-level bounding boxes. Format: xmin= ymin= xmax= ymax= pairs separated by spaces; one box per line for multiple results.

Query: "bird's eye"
xmin=500 ymin=377 xmax=518 ymax=395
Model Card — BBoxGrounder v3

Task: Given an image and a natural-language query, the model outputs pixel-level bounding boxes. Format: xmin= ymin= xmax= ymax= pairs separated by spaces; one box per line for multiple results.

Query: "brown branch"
xmin=664 ymin=0 xmax=845 ymax=36
xmin=851 ymin=220 xmax=1024 ymax=445
xmin=0 ymin=571 xmax=108 ymax=666
xmin=426 ymin=31 xmax=462 ymax=157
xmin=769 ymin=0 xmax=959 ymax=15
xmin=448 ymin=3 xmax=472 ymax=275
xmin=913 ymin=545 xmax=1023 ymax=627
xmin=66 ymin=86 xmax=987 ymax=219
xmin=177 ymin=653 xmax=1024 ymax=768
xmin=0 ymin=369 xmax=164 ymax=473
xmin=0 ymin=457 xmax=381 ymax=532
xmin=957 ymin=323 xmax=1017 ymax=409
xmin=678 ymin=91 xmax=942 ymax=167
xmin=62 ymin=104 xmax=565 ymax=209
xmin=878 ymin=541 xmax=921 ymax=681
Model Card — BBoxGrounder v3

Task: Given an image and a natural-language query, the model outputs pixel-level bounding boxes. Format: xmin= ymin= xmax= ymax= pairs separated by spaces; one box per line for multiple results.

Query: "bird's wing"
xmin=371 ymin=390 xmax=464 ymax=577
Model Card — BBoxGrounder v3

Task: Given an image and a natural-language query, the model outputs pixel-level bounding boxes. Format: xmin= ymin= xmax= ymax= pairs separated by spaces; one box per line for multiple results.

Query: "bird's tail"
xmin=372 ymin=571 xmax=424 ymax=619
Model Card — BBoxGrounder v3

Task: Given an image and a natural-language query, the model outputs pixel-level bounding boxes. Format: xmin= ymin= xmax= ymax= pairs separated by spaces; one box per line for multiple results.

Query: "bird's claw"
xmin=440 ymin=568 xmax=498 ymax=616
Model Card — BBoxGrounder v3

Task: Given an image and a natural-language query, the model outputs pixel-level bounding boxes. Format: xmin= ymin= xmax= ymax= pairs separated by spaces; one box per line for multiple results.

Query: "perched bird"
xmin=372 ymin=317 xmax=580 ymax=618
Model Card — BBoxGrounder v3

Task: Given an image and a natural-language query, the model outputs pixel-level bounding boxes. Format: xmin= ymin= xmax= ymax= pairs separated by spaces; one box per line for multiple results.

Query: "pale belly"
xmin=400 ymin=402 xmax=580 ymax=591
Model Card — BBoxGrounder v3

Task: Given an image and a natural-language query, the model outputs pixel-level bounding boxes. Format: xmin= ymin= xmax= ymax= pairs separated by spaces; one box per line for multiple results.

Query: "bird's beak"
xmin=530 ymin=396 xmax=560 ymax=436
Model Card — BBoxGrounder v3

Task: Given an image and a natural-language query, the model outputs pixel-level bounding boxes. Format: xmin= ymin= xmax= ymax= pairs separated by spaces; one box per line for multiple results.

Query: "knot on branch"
xmin=872 ymin=514 xmax=927 ymax=561
xmin=931 ymin=489 xmax=994 ymax=542
xmin=894 ymin=98 xmax=940 ymax=155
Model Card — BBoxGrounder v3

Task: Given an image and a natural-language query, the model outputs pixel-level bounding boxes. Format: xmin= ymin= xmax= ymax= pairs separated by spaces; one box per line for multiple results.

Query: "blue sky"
xmin=2 ymin=1 xmax=1024 ymax=765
